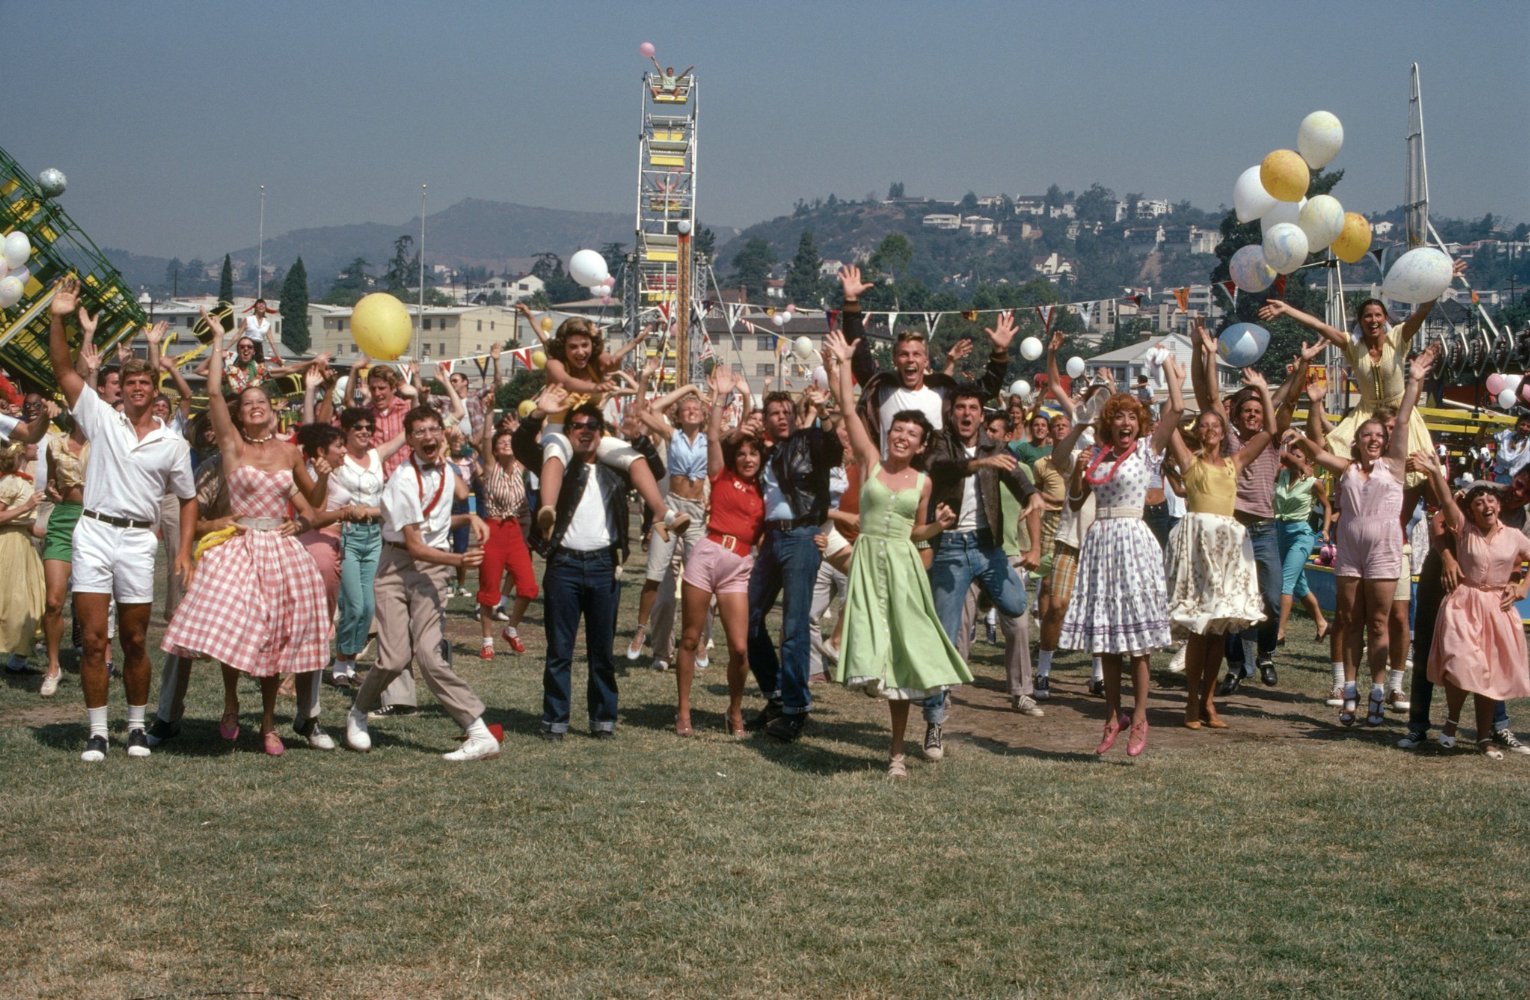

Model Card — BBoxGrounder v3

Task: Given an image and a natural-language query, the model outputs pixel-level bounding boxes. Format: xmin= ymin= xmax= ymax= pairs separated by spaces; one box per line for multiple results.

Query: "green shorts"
xmin=42 ymin=501 xmax=81 ymax=563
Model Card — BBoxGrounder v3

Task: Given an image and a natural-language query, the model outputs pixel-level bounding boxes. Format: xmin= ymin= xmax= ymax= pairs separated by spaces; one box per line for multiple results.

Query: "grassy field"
xmin=4 ymin=552 xmax=1529 ymax=1000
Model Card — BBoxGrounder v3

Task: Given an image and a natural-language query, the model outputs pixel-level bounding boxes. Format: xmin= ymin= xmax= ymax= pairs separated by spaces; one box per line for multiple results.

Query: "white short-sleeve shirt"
xmin=72 ymin=385 xmax=195 ymax=522
xmin=0 ymin=412 xmax=19 ymax=440
xmin=381 ymin=457 xmax=454 ymax=550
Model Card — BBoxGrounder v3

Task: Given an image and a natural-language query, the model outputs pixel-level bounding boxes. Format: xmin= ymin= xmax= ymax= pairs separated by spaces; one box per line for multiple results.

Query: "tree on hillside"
xmin=322 ymin=257 xmax=372 ymax=306
xmin=959 ymin=191 xmax=980 ymax=213
xmin=784 ymin=231 xmax=823 ymax=306
xmin=384 ymin=235 xmax=418 ymax=292
xmin=694 ymin=225 xmax=716 ymax=261
xmin=869 ymin=233 xmax=913 ymax=284
xmin=217 ymin=255 xmax=235 ymax=329
xmin=599 ymin=242 xmax=627 ymax=280
xmin=184 ymin=259 xmax=207 ymax=295
xmin=1075 ymin=183 xmax=1118 ymax=224
xmin=730 ymin=237 xmax=775 ymax=300
xmin=164 ymin=257 xmax=183 ymax=292
xmin=1044 ymin=184 xmax=1066 ymax=209
xmin=280 ymin=258 xmax=310 ymax=354
xmin=887 ymin=182 xmax=905 ymax=200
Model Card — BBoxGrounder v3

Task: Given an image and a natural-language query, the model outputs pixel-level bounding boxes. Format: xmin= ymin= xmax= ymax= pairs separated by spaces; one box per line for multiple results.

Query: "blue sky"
xmin=8 ymin=0 xmax=1527 ymax=258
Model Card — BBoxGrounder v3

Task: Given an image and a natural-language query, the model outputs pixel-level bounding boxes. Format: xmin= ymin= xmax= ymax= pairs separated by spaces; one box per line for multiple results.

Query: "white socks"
xmin=1090 ymin=657 xmax=1104 ymax=683
xmin=1331 ymin=663 xmax=1346 ymax=688
xmin=87 ymin=706 xmax=108 ymax=740
xmin=1387 ymin=669 xmax=1405 ymax=693
xmin=126 ymin=704 xmax=146 ymax=732
xmin=465 ymin=717 xmax=494 ymax=742
xmin=1036 ymin=649 xmax=1053 ymax=679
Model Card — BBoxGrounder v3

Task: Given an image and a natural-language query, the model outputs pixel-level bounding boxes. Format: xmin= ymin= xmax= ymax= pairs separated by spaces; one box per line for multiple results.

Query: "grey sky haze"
xmin=9 ymin=0 xmax=1528 ymax=260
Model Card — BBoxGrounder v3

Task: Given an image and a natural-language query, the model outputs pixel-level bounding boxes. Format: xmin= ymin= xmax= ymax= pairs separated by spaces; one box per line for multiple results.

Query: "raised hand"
xmin=304 ymin=362 xmax=326 ymax=390
xmin=823 ymin=329 xmax=854 ymax=363
xmin=144 ymin=320 xmax=168 ymax=347
xmin=435 ymin=361 xmax=452 ymax=383
xmin=1409 ymin=342 xmax=1440 ymax=381
xmin=1241 ymin=367 xmax=1268 ymax=390
xmin=1299 ymin=338 xmax=1327 ymax=363
xmin=533 ymin=383 xmax=569 ymax=414
xmin=50 ymin=276 xmax=81 ymax=317
xmin=1258 ymin=300 xmax=1290 ymax=323
xmin=984 ymin=310 xmax=1018 ymax=349
xmin=1305 ymin=377 xmax=1326 ymax=404
xmin=77 ymin=339 xmax=102 ymax=374
xmin=838 ymin=264 xmax=874 ymax=302
xmin=1048 ymin=328 xmax=1064 ymax=353
xmin=199 ymin=306 xmax=224 ymax=346
xmin=489 ymin=341 xmax=502 ymax=360
xmin=946 ymin=337 xmax=974 ymax=365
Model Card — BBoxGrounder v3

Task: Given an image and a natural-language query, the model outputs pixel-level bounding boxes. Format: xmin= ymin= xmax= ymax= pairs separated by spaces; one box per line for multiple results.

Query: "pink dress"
xmin=163 ymin=465 xmax=333 ymax=677
xmin=1427 ymin=522 xmax=1530 ymax=700
xmin=1334 ymin=461 xmax=1403 ymax=578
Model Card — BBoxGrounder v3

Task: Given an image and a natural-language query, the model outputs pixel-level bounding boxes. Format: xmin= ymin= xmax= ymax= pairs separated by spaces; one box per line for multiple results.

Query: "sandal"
xmin=1339 ymin=688 xmax=1358 ymax=727
xmin=887 ymin=754 xmax=908 ymax=779
xmin=1439 ymin=719 xmax=1459 ymax=749
xmin=1315 ymin=621 xmax=1332 ymax=642
xmin=1365 ymin=688 xmax=1386 ymax=727
xmin=725 ymin=708 xmax=746 ymax=738
xmin=1478 ymin=739 xmax=1505 ymax=761
xmin=626 ymin=624 xmax=647 ymax=661
xmin=674 ymin=714 xmax=693 ymax=738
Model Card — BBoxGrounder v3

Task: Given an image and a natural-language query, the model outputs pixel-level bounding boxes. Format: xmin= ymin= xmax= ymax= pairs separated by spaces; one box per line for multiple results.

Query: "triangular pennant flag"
xmin=511 ymin=347 xmax=533 ymax=370
xmin=1220 ymin=280 xmax=1237 ymax=302
xmin=825 ymin=308 xmax=840 ymax=332
xmin=886 ymin=311 xmax=899 ymax=336
xmin=1034 ymin=304 xmax=1055 ymax=333
xmin=1173 ymin=287 xmax=1190 ymax=312
xmin=472 ymin=355 xmax=490 ymax=379
xmin=1271 ymin=275 xmax=1288 ymax=300
xmin=1470 ymin=289 xmax=1480 ymax=305
xmin=926 ymin=313 xmax=941 ymax=339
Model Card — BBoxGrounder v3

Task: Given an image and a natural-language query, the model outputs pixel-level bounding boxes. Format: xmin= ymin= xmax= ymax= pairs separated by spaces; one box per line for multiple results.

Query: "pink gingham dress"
xmin=162 ymin=465 xmax=333 ymax=677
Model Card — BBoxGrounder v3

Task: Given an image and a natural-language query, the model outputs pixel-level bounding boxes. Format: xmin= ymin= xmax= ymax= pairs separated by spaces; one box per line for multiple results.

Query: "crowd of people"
xmin=6 ymin=262 xmax=1530 ymax=773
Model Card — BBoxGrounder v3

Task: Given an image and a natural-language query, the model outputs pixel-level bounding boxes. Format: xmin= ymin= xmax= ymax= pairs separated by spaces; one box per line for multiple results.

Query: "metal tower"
xmin=629 ymin=67 xmax=714 ymax=384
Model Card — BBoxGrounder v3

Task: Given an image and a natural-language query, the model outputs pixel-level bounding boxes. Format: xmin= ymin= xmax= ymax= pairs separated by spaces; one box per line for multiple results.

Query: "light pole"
xmin=257 ymin=184 xmax=266 ymax=300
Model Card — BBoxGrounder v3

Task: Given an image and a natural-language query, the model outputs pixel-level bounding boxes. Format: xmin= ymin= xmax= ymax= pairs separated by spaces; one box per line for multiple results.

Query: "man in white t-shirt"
xmin=48 ymin=277 xmax=197 ymax=763
xmin=345 ymin=404 xmax=496 ymax=760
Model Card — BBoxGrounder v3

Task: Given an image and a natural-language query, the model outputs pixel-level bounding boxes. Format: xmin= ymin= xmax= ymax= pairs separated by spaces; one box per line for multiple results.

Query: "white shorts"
xmin=540 ymin=425 xmax=642 ymax=472
xmin=71 ymin=515 xmax=158 ymax=604
xmin=824 ymin=525 xmax=851 ymax=559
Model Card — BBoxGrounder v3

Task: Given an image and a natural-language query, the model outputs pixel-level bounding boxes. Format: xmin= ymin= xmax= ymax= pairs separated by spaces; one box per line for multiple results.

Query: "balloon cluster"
xmin=1230 ymin=111 xmax=1372 ymax=293
xmin=1485 ymin=372 xmax=1530 ymax=412
xmin=569 ymin=248 xmax=611 ymax=298
xmin=0 ymin=231 xmax=34 ymax=308
xmin=772 ymin=303 xmax=796 ymax=328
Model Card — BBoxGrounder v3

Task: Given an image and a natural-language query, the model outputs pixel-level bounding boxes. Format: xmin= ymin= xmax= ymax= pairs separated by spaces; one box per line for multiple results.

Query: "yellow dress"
xmin=1163 ymin=457 xmax=1265 ymax=637
xmin=0 ymin=475 xmax=45 ymax=655
xmin=1327 ymin=322 xmax=1433 ymax=485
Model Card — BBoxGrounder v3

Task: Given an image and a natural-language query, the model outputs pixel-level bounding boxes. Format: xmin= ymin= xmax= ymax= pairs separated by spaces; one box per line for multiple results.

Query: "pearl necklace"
xmin=242 ymin=431 xmax=275 ymax=445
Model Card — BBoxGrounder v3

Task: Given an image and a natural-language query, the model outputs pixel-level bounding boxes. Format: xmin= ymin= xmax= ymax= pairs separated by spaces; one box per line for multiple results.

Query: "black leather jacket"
xmin=511 ymin=414 xmax=662 ymax=557
xmin=763 ymin=426 xmax=843 ymax=525
xmin=925 ymin=427 xmax=1037 ymax=542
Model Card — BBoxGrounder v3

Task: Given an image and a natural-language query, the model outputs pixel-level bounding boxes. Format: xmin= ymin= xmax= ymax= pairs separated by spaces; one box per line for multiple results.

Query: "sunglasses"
xmin=352 ymin=424 xmax=374 ymax=432
xmin=568 ymin=421 xmax=602 ymax=432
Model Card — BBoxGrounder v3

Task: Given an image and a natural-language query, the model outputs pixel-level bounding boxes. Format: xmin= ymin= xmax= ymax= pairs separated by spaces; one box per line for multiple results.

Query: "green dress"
xmin=833 ymin=466 xmax=974 ymax=699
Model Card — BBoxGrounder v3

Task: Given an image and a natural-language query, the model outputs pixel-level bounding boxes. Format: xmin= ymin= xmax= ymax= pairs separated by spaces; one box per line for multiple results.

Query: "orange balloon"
xmin=1259 ymin=149 xmax=1309 ymax=203
xmin=1331 ymin=212 xmax=1373 ymax=264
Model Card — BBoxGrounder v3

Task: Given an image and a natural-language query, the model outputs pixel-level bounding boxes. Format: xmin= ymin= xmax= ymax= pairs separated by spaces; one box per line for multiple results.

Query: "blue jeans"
xmin=1144 ymin=502 xmax=1179 ymax=552
xmin=541 ymin=548 xmax=620 ymax=734
xmin=925 ymin=529 xmax=1028 ymax=724
xmin=747 ymin=524 xmax=822 ymax=715
xmin=337 ymin=523 xmax=381 ymax=656
xmin=1228 ymin=517 xmax=1281 ymax=667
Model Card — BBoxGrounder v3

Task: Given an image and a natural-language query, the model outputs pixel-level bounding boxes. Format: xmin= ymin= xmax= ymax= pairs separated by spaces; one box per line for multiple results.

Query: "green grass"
xmin=4 ymin=561 xmax=1528 ymax=999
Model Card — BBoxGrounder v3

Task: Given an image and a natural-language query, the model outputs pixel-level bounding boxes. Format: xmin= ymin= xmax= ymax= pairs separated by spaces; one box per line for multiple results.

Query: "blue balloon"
xmin=1217 ymin=322 xmax=1271 ymax=368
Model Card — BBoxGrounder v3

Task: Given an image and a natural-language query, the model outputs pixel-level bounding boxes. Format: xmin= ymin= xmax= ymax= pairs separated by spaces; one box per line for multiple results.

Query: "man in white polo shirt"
xmin=345 ymin=404 xmax=498 ymax=761
xmin=48 ymin=277 xmax=197 ymax=763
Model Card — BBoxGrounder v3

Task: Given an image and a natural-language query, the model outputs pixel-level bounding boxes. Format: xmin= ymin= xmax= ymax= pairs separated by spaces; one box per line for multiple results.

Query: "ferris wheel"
xmin=0 ymin=145 xmax=151 ymax=395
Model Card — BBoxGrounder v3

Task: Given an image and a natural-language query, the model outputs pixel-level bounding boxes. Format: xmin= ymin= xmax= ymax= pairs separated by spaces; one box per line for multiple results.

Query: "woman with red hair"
xmin=1059 ymin=358 xmax=1184 ymax=757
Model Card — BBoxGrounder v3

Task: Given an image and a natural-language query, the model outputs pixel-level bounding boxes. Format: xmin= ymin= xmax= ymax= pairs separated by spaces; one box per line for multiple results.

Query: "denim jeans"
xmin=1228 ymin=517 xmax=1281 ymax=667
xmin=747 ymin=524 xmax=822 ymax=715
xmin=337 ymin=522 xmax=381 ymax=656
xmin=1144 ymin=501 xmax=1179 ymax=552
xmin=1405 ymin=546 xmax=1511 ymax=737
xmin=924 ymin=529 xmax=1027 ymax=724
xmin=541 ymin=547 xmax=620 ymax=734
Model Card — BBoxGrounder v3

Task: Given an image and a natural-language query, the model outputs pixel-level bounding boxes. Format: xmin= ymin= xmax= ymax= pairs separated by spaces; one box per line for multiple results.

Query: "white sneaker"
xmin=345 ymin=708 xmax=371 ymax=752
xmin=299 ymin=719 xmax=337 ymax=751
xmin=39 ymin=672 xmax=61 ymax=697
xmin=1167 ymin=644 xmax=1187 ymax=674
xmin=652 ymin=658 xmax=670 ymax=672
xmin=1325 ymin=686 xmax=1345 ymax=707
xmin=695 ymin=653 xmax=709 ymax=670
xmin=1387 ymin=690 xmax=1411 ymax=712
xmin=1011 ymin=694 xmax=1044 ymax=717
xmin=443 ymin=733 xmax=501 ymax=762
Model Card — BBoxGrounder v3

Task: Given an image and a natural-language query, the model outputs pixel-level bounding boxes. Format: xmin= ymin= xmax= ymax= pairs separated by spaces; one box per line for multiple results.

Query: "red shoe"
xmin=479 ymin=644 xmax=495 ymax=660
xmin=1095 ymin=712 xmax=1127 ymax=755
xmin=501 ymin=627 xmax=526 ymax=654
xmin=1127 ymin=717 xmax=1150 ymax=757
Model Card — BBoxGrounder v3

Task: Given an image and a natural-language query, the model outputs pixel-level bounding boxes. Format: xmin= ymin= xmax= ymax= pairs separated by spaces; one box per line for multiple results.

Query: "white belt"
xmin=1094 ymin=506 xmax=1143 ymax=520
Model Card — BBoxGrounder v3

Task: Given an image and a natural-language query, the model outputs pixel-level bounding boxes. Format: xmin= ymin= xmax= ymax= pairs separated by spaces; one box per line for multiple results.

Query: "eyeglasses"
xmin=567 ymin=421 xmax=602 ymax=432
xmin=352 ymin=424 xmax=374 ymax=432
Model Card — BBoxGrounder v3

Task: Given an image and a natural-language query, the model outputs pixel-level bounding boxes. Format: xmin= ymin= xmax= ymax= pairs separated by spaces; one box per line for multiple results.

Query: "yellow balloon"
xmin=531 ymin=349 xmax=547 ymax=370
xmin=539 ymin=316 xmax=554 ymax=334
xmin=1330 ymin=212 xmax=1373 ymax=264
xmin=517 ymin=399 xmax=536 ymax=418
xmin=351 ymin=293 xmax=412 ymax=360
xmin=1259 ymin=149 xmax=1309 ymax=203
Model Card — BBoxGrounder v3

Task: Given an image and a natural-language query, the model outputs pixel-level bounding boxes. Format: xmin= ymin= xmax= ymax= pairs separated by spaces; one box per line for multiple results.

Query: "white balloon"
xmin=6 ymin=266 xmax=30 ymax=287
xmin=793 ymin=336 xmax=814 ymax=360
xmin=1019 ymin=336 xmax=1044 ymax=361
xmin=771 ymin=312 xmax=785 ymax=327
xmin=1008 ymin=379 xmax=1031 ymax=399
xmin=1297 ymin=194 xmax=1345 ymax=252
xmin=810 ymin=365 xmax=829 ymax=390
xmin=1507 ymin=374 xmax=1524 ymax=395
xmin=2 ymin=231 xmax=31 ymax=269
xmin=1065 ymin=356 xmax=1086 ymax=378
xmin=1233 ymin=165 xmax=1278 ymax=223
xmin=1260 ymin=198 xmax=1304 ymax=237
xmin=568 ymin=248 xmax=609 ymax=287
xmin=1229 ymin=244 xmax=1277 ymax=293
xmin=1261 ymin=223 xmax=1310 ymax=274
xmin=0 ymin=276 xmax=22 ymax=308
xmin=38 ymin=168 xmax=67 ymax=197
xmin=1297 ymin=110 xmax=1344 ymax=169
xmin=1500 ymin=388 xmax=1517 ymax=410
xmin=1382 ymin=247 xmax=1455 ymax=305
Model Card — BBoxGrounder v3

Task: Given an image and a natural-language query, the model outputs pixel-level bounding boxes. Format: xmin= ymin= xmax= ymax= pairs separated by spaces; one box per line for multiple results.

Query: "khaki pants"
xmin=352 ymin=548 xmax=484 ymax=728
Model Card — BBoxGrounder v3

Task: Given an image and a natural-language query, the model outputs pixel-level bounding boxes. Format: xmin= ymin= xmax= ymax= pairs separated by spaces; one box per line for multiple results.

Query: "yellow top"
xmin=0 ymin=474 xmax=35 ymax=527
xmin=1342 ymin=321 xmax=1407 ymax=411
xmin=1184 ymin=456 xmax=1238 ymax=517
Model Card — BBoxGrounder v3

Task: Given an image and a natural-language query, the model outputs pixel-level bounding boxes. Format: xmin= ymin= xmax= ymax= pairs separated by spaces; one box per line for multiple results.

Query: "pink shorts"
xmin=683 ymin=536 xmax=754 ymax=595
